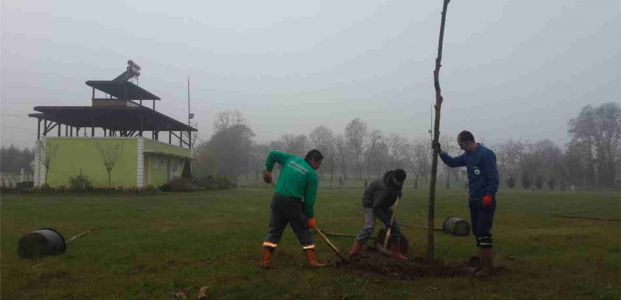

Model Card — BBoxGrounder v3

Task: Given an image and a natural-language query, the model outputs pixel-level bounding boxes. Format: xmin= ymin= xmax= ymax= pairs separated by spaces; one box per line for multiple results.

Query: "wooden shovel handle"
xmin=383 ymin=196 xmax=401 ymax=248
xmin=314 ymin=226 xmax=347 ymax=262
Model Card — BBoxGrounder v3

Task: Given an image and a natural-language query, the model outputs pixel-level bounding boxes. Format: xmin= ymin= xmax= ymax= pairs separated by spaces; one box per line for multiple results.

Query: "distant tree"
xmin=506 ymin=176 xmax=516 ymax=188
xmin=95 ymin=141 xmax=124 ymax=188
xmin=496 ymin=140 xmax=526 ymax=188
xmin=309 ymin=125 xmax=336 ymax=185
xmin=280 ymin=134 xmax=308 ymax=157
xmin=249 ymin=143 xmax=270 ymax=180
xmin=195 ymin=111 xmax=255 ymax=182
xmin=334 ymin=134 xmax=349 ymax=179
xmin=412 ymin=139 xmax=431 ymax=189
xmin=568 ymin=102 xmax=621 ymax=188
xmin=0 ymin=145 xmax=34 ymax=173
xmin=202 ymin=123 xmax=254 ymax=182
xmin=440 ymin=135 xmax=459 ymax=189
xmin=547 ymin=178 xmax=555 ymax=190
xmin=364 ymin=129 xmax=385 ymax=178
xmin=521 ymin=172 xmax=533 ymax=189
xmin=213 ymin=110 xmax=244 ymax=132
xmin=345 ymin=118 xmax=368 ymax=179
xmin=534 ymin=176 xmax=544 ymax=189
xmin=387 ymin=134 xmax=408 ymax=170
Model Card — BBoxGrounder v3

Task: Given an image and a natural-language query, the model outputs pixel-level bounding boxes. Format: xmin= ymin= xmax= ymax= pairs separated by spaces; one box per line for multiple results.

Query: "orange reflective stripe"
xmin=262 ymin=242 xmax=278 ymax=248
xmin=302 ymin=244 xmax=315 ymax=250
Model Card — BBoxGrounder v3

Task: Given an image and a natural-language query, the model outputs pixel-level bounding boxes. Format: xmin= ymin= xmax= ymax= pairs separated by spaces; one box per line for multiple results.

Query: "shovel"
xmin=314 ymin=226 xmax=348 ymax=263
xmin=376 ymin=196 xmax=401 ymax=256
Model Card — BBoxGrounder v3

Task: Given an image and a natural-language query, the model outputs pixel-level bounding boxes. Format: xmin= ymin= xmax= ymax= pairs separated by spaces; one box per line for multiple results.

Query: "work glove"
xmin=384 ymin=222 xmax=392 ymax=230
xmin=307 ymin=218 xmax=317 ymax=230
xmin=262 ymin=171 xmax=272 ymax=184
xmin=482 ymin=194 xmax=493 ymax=208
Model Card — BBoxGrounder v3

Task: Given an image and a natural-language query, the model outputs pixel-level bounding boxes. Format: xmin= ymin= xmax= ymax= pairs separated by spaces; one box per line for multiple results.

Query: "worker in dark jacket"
xmin=434 ymin=130 xmax=499 ymax=276
xmin=260 ymin=149 xmax=325 ymax=269
xmin=348 ymin=169 xmax=408 ymax=261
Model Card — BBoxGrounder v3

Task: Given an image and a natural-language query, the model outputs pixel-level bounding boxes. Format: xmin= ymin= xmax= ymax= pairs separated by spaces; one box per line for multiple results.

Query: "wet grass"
xmin=1 ymin=187 xmax=619 ymax=299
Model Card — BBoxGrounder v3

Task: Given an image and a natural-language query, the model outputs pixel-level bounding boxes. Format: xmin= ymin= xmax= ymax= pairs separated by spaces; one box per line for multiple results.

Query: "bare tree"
xmin=568 ymin=102 xmax=620 ymax=188
xmin=214 ymin=110 xmax=245 ymax=132
xmin=496 ymin=140 xmax=526 ymax=188
xmin=280 ymin=134 xmax=308 ymax=157
xmin=364 ymin=129 xmax=385 ymax=178
xmin=309 ymin=126 xmax=336 ymax=184
xmin=440 ymin=135 xmax=458 ymax=189
xmin=96 ymin=141 xmax=124 ymax=187
xmin=36 ymin=141 xmax=58 ymax=186
xmin=387 ymin=134 xmax=408 ymax=170
xmin=335 ymin=135 xmax=349 ymax=180
xmin=412 ymin=139 xmax=431 ymax=189
xmin=345 ymin=118 xmax=368 ymax=179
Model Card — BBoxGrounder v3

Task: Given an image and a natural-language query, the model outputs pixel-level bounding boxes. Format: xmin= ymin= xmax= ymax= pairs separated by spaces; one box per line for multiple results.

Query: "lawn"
xmin=1 ymin=187 xmax=619 ymax=299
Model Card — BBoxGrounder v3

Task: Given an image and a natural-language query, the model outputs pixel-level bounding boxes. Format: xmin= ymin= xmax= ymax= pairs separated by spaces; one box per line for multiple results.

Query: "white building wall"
xmin=136 ymin=137 xmax=144 ymax=188
xmin=33 ymin=138 xmax=46 ymax=187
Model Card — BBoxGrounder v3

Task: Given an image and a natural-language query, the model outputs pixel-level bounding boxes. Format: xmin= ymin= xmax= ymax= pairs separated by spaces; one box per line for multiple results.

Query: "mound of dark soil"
xmin=335 ymin=250 xmax=475 ymax=280
xmin=332 ymin=229 xmax=506 ymax=280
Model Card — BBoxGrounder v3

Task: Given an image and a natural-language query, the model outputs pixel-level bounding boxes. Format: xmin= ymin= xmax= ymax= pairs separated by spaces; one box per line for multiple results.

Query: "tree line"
xmin=0 ymin=145 xmax=34 ymax=173
xmin=193 ymin=102 xmax=620 ymax=190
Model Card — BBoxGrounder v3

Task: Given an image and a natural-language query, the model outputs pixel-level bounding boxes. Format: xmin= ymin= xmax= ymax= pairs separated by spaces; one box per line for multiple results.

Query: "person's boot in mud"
xmin=305 ymin=249 xmax=327 ymax=268
xmin=390 ymin=240 xmax=408 ymax=261
xmin=260 ymin=246 xmax=275 ymax=269
xmin=475 ymin=248 xmax=494 ymax=277
xmin=348 ymin=240 xmax=363 ymax=258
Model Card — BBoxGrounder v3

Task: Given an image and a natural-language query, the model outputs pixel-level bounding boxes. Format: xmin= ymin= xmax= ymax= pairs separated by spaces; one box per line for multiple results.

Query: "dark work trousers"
xmin=263 ymin=194 xmax=315 ymax=250
xmin=355 ymin=207 xmax=402 ymax=244
xmin=468 ymin=197 xmax=496 ymax=248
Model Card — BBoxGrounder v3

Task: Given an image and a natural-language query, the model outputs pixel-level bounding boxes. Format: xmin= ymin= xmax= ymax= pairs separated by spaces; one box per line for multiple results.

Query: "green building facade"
xmin=34 ymin=137 xmax=191 ymax=188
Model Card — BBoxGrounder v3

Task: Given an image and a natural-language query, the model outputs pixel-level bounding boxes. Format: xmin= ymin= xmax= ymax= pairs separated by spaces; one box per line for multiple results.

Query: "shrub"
xmin=68 ymin=171 xmax=94 ymax=192
xmin=17 ymin=181 xmax=34 ymax=189
xmin=160 ymin=177 xmax=203 ymax=192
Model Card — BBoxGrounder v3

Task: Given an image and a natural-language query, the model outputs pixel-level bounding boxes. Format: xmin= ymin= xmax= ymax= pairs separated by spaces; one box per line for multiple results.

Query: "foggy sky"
xmin=1 ymin=0 xmax=619 ymax=149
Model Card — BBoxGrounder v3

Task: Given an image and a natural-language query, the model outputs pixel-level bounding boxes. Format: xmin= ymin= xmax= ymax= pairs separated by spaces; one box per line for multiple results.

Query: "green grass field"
xmin=1 ymin=187 xmax=620 ymax=299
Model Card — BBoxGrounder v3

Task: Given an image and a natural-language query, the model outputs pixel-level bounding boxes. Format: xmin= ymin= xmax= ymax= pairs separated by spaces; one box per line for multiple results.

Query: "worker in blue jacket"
xmin=434 ymin=130 xmax=499 ymax=276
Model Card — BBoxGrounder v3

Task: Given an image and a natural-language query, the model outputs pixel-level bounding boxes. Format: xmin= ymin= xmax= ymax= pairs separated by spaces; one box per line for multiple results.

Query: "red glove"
xmin=482 ymin=195 xmax=493 ymax=207
xmin=262 ymin=171 xmax=272 ymax=184
xmin=307 ymin=218 xmax=317 ymax=230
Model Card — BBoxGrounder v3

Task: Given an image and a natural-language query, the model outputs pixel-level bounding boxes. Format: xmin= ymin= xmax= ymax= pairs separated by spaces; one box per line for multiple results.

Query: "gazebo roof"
xmin=29 ymin=106 xmax=195 ymax=132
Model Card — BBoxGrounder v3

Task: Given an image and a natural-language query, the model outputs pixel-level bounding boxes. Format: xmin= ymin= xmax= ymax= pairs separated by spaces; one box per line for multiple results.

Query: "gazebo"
xmin=29 ymin=61 xmax=197 ymax=188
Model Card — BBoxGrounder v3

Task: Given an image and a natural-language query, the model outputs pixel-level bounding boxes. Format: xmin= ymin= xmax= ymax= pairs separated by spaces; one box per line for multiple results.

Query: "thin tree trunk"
xmin=428 ymin=0 xmax=451 ymax=262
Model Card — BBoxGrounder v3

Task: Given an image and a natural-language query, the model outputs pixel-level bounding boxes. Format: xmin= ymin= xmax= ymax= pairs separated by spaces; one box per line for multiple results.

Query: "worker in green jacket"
xmin=260 ymin=149 xmax=325 ymax=268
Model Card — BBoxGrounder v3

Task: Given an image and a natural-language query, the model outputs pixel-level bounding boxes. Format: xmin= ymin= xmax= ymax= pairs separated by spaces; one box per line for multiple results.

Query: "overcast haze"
xmin=1 ymin=0 xmax=619 ymax=149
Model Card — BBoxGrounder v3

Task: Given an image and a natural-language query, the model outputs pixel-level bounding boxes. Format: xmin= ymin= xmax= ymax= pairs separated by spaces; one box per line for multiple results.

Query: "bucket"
xmin=442 ymin=217 xmax=470 ymax=236
xmin=18 ymin=228 xmax=66 ymax=259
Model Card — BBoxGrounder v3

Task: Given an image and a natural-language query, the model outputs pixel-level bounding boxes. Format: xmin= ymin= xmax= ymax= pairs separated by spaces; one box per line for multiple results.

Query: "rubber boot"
xmin=260 ymin=247 xmax=274 ymax=269
xmin=390 ymin=241 xmax=408 ymax=261
xmin=348 ymin=240 xmax=363 ymax=258
xmin=476 ymin=248 xmax=494 ymax=277
xmin=304 ymin=249 xmax=327 ymax=268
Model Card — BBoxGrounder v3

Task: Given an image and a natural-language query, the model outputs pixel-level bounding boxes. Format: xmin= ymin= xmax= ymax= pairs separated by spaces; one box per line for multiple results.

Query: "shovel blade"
xmin=375 ymin=242 xmax=393 ymax=256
